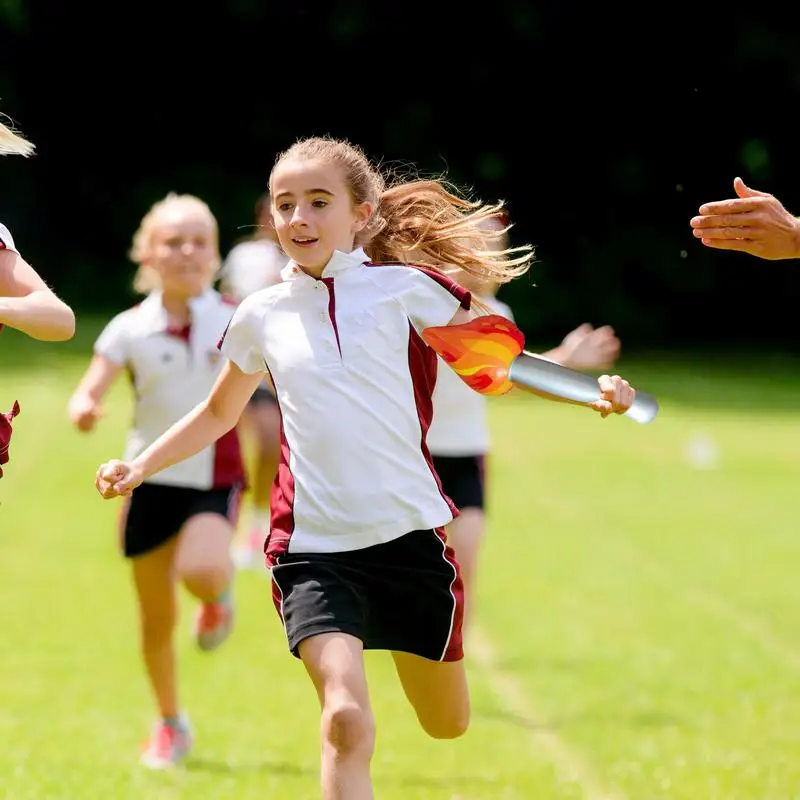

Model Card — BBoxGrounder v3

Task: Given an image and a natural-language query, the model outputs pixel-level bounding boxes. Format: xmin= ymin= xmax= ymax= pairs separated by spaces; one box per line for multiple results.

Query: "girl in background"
xmin=68 ymin=194 xmax=244 ymax=768
xmin=425 ymin=214 xmax=621 ymax=624
xmin=1 ymin=115 xmax=76 ymax=479
xmin=1 ymin=117 xmax=75 ymax=341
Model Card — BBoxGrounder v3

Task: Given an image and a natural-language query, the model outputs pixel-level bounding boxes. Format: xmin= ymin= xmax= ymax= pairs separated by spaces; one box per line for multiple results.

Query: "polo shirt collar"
xmin=137 ymin=288 xmax=217 ymax=331
xmin=281 ymin=247 xmax=369 ymax=283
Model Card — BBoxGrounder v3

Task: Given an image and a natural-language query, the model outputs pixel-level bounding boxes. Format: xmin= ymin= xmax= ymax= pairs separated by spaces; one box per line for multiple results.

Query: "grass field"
xmin=2 ymin=319 xmax=799 ymax=800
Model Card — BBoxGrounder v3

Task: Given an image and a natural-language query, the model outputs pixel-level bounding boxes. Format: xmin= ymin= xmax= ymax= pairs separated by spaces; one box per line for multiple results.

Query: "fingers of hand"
xmin=690 ymin=210 xmax=763 ymax=230
xmin=696 ymin=197 xmax=770 ymax=216
xmin=587 ymin=335 xmax=620 ymax=369
xmin=597 ymin=375 xmax=635 ymax=414
xmin=95 ymin=460 xmax=128 ymax=498
xmin=589 ymin=399 xmax=613 ymax=418
xmin=692 ymin=225 xmax=760 ymax=240
xmin=95 ymin=474 xmax=116 ymax=498
xmin=699 ymin=238 xmax=757 ymax=254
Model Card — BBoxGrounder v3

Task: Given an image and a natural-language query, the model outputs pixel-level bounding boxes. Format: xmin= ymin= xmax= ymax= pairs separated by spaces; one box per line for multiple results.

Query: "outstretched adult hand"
xmin=690 ymin=177 xmax=800 ymax=261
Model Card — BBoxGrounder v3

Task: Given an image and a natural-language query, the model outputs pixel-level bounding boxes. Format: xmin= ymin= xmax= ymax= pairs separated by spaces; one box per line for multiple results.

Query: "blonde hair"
xmin=269 ymin=136 xmax=533 ymax=289
xmin=129 ymin=193 xmax=221 ymax=294
xmin=0 ymin=119 xmax=35 ymax=157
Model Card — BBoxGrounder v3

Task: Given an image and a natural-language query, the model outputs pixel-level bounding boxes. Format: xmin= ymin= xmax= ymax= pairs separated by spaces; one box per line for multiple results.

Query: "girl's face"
xmin=145 ymin=207 xmax=219 ymax=299
xmin=270 ymin=159 xmax=372 ymax=275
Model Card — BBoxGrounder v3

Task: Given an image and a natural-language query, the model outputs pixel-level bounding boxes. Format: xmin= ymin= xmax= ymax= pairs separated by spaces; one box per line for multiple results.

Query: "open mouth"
xmin=292 ymin=237 xmax=319 ymax=247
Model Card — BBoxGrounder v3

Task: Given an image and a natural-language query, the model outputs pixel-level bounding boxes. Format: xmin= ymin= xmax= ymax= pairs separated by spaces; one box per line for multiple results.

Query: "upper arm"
xmin=217 ymin=293 xmax=270 ymax=374
xmin=400 ymin=266 xmax=472 ymax=334
xmin=448 ymin=306 xmax=476 ymax=326
xmin=207 ymin=360 xmax=268 ymax=426
xmin=0 ymin=249 xmax=51 ymax=298
xmin=94 ymin=313 xmax=133 ymax=367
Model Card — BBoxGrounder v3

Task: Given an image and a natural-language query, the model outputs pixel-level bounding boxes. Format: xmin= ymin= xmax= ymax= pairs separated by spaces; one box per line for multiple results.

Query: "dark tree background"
xmin=3 ymin=2 xmax=800 ymax=352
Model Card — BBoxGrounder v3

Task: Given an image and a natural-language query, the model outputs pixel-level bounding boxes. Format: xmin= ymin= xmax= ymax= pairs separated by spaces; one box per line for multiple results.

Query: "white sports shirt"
xmin=0 ymin=223 xmax=18 ymax=334
xmin=218 ymin=247 xmax=472 ymax=556
xmin=218 ymin=239 xmax=288 ymax=302
xmin=426 ymin=295 xmax=515 ymax=457
xmin=95 ymin=288 xmax=245 ymax=490
xmin=0 ymin=223 xmax=16 ymax=253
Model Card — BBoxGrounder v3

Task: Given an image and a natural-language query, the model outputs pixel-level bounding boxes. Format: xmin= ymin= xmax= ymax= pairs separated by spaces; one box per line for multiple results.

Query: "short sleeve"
xmin=94 ymin=312 xmax=132 ymax=366
xmin=217 ymin=293 xmax=268 ymax=374
xmin=219 ymin=241 xmax=286 ymax=301
xmin=0 ymin=223 xmax=17 ymax=253
xmin=403 ymin=266 xmax=471 ymax=334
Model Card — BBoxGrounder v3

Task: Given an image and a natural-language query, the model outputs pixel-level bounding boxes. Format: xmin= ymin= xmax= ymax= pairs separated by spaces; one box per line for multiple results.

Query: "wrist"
xmin=542 ymin=344 xmax=569 ymax=367
xmin=130 ymin=457 xmax=149 ymax=482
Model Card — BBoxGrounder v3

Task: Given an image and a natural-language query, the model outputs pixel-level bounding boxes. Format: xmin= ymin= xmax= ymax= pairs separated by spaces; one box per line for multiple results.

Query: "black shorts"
xmin=249 ymin=384 xmax=277 ymax=408
xmin=270 ymin=528 xmax=465 ymax=662
xmin=120 ymin=482 xmax=242 ymax=558
xmin=432 ymin=454 xmax=486 ymax=512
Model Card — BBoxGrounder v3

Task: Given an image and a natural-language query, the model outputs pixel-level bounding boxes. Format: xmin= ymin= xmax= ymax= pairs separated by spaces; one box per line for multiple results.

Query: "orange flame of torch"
xmin=421 ymin=314 xmax=525 ymax=396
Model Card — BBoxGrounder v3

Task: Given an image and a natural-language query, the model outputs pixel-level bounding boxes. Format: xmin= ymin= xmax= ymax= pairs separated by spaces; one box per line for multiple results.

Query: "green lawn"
xmin=1 ymin=319 xmax=798 ymax=799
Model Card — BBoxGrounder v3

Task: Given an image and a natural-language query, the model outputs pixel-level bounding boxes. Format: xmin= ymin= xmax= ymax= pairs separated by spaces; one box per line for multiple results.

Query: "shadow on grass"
xmin=186 ymin=757 xmax=314 ymax=776
xmin=186 ymin=755 xmax=500 ymax=790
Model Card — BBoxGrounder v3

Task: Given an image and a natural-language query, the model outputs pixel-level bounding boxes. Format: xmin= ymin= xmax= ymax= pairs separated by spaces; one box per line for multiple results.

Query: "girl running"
xmin=1 ymin=116 xmax=76 ymax=478
xmin=68 ymin=193 xmax=245 ymax=768
xmin=94 ymin=137 xmax=637 ymax=798
xmin=424 ymin=214 xmax=621 ymax=625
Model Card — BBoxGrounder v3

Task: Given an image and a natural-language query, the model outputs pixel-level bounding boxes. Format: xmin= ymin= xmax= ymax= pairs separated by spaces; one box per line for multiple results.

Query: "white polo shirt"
xmin=219 ymin=239 xmax=288 ymax=302
xmin=0 ymin=223 xmax=16 ymax=253
xmin=218 ymin=247 xmax=472 ymax=556
xmin=95 ymin=288 xmax=245 ymax=490
xmin=427 ymin=295 xmax=515 ymax=457
xmin=0 ymin=223 xmax=18 ymax=335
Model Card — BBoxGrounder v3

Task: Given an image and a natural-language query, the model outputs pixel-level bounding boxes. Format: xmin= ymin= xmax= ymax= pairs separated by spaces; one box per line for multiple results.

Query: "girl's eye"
xmin=312 ymin=199 xmax=327 ymax=208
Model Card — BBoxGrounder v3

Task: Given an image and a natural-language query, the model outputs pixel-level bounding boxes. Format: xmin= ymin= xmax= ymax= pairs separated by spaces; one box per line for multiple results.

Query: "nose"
xmin=180 ymin=241 xmax=196 ymax=255
xmin=290 ymin=205 xmax=309 ymax=228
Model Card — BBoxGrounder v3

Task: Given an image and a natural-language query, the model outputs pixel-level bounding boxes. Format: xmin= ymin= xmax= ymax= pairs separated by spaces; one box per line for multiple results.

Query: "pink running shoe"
xmin=194 ymin=589 xmax=234 ymax=652
xmin=140 ymin=716 xmax=193 ymax=769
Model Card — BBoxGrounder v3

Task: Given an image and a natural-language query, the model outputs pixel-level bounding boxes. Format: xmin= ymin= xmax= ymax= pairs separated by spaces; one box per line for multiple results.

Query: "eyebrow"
xmin=274 ymin=188 xmax=335 ymax=201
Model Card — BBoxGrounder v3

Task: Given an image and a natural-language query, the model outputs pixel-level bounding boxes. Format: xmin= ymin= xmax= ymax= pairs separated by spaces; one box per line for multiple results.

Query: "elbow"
xmin=53 ymin=309 xmax=76 ymax=341
xmin=37 ymin=305 xmax=76 ymax=342
xmin=204 ymin=397 xmax=239 ymax=434
xmin=57 ymin=305 xmax=77 ymax=341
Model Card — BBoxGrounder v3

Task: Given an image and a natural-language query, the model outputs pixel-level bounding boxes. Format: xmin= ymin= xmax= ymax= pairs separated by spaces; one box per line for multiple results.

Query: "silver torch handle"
xmin=508 ymin=352 xmax=659 ymax=425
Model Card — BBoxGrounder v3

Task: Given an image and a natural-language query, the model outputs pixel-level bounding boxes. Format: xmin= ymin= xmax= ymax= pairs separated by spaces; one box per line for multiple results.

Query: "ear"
xmin=352 ymin=201 xmax=374 ymax=233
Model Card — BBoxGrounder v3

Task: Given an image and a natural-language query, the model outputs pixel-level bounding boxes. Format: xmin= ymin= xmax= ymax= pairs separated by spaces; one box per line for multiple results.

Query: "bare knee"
xmin=181 ymin=562 xmax=229 ymax=591
xmin=419 ymin=706 xmax=470 ymax=740
xmin=322 ymin=701 xmax=376 ymax=757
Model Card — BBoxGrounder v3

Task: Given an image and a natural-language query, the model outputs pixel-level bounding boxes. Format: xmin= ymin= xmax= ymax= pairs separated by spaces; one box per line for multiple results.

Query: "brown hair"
xmin=269 ymin=136 xmax=532 ymax=289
